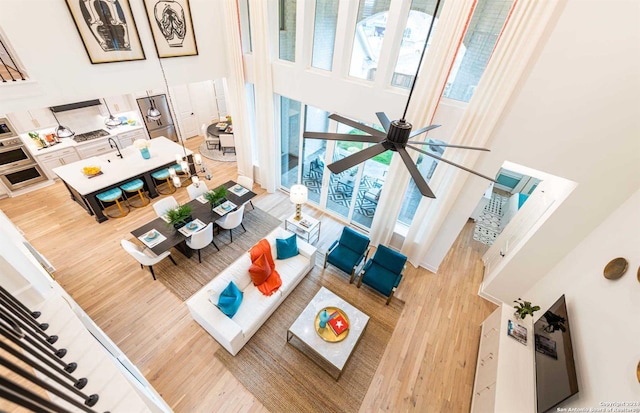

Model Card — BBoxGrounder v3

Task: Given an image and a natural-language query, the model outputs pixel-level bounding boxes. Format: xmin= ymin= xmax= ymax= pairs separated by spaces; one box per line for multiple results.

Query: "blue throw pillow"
xmin=216 ymin=281 xmax=243 ymax=318
xmin=276 ymin=234 xmax=298 ymax=260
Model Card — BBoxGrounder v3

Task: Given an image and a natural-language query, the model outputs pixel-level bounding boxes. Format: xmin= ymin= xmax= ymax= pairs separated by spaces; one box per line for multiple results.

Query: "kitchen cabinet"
xmin=470 ymin=304 xmax=535 ymax=413
xmin=75 ymin=139 xmax=116 ymax=159
xmin=36 ymin=148 xmax=81 ymax=180
xmin=104 ymin=95 xmax=133 ymax=114
xmin=8 ymin=109 xmax=58 ymax=133
xmin=117 ymin=129 xmax=147 ymax=148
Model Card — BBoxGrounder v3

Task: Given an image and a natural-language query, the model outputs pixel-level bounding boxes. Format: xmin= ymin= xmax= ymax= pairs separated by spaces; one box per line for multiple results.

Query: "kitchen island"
xmin=53 ymin=137 xmax=193 ymax=223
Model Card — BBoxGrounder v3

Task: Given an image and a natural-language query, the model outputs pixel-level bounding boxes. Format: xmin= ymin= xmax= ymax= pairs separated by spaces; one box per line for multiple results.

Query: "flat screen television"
xmin=534 ymin=295 xmax=579 ymax=413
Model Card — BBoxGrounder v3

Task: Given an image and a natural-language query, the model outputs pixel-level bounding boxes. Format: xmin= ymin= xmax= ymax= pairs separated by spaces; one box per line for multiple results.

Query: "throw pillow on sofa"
xmin=276 ymin=233 xmax=298 ymax=259
xmin=249 ymin=253 xmax=272 ymax=286
xmin=216 ymin=281 xmax=243 ymax=318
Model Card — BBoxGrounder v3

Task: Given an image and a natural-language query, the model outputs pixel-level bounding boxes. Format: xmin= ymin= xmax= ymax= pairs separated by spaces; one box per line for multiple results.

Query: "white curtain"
xmin=369 ymin=0 xmax=478 ymax=246
xmin=401 ymin=0 xmax=565 ymax=268
xmin=221 ymin=0 xmax=253 ymax=179
xmin=247 ymin=0 xmax=278 ymax=193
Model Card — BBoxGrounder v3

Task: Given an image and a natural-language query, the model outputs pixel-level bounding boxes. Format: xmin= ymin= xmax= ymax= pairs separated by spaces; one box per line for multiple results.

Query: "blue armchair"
xmin=324 ymin=227 xmax=370 ymax=283
xmin=357 ymin=245 xmax=407 ymax=305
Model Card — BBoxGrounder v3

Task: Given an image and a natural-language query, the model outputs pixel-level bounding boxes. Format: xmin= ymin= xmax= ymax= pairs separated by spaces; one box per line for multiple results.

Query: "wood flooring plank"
xmin=0 ymin=136 xmax=496 ymax=412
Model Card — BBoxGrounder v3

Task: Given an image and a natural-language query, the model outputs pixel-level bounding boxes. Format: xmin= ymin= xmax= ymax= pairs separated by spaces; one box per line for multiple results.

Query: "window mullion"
xmin=374 ymin=0 xmax=411 ymax=90
xmin=332 ymin=0 xmax=358 ymax=80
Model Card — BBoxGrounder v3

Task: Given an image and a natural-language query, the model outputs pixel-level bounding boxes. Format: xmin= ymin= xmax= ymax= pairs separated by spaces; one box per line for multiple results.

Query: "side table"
xmin=285 ymin=214 xmax=321 ymax=245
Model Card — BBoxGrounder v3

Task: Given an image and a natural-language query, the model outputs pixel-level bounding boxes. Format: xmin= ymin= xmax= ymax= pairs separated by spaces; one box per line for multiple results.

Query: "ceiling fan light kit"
xmin=301 ymin=0 xmax=494 ymax=199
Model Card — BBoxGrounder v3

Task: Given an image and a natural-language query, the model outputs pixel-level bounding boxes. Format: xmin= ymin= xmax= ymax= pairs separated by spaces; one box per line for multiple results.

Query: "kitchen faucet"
xmin=108 ymin=137 xmax=123 ymax=159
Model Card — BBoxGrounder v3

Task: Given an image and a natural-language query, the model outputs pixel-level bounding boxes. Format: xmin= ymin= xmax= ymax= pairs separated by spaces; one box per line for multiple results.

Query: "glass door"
xmin=301 ymin=106 xmax=329 ymax=205
xmin=280 ymin=96 xmax=302 ymax=190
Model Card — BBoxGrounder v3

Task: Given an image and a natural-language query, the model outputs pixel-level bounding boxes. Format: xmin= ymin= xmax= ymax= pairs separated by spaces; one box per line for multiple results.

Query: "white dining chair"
xmin=152 ymin=196 xmax=179 ymax=218
xmin=215 ymin=204 xmax=246 ymax=243
xmin=186 ymin=181 xmax=209 ymax=201
xmin=120 ymin=239 xmax=177 ymax=280
xmin=185 ymin=222 xmax=218 ymax=263
xmin=202 ymin=123 xmax=219 ymax=150
xmin=236 ymin=175 xmax=255 ymax=210
xmin=219 ymin=134 xmax=235 ymax=155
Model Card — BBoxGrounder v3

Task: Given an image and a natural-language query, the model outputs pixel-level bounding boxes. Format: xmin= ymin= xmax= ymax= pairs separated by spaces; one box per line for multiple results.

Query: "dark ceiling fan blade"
xmin=303 ymin=131 xmax=383 ymax=143
xmin=406 ymin=141 xmax=490 ymax=151
xmin=409 ymin=124 xmax=441 ymax=138
xmin=396 ymin=146 xmax=435 ymax=198
xmin=376 ymin=112 xmax=391 ymax=132
xmin=407 ymin=144 xmax=497 ymax=183
xmin=327 ymin=143 xmax=388 ymax=174
xmin=328 ymin=114 xmax=387 ymax=139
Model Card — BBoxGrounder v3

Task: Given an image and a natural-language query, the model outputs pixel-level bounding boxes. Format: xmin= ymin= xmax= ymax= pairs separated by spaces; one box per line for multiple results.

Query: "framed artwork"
xmin=143 ymin=0 xmax=198 ymax=58
xmin=64 ymin=0 xmax=146 ymax=64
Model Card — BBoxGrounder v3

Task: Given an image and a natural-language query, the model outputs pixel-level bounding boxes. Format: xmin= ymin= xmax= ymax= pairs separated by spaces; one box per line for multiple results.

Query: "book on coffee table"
xmin=328 ymin=311 xmax=349 ymax=336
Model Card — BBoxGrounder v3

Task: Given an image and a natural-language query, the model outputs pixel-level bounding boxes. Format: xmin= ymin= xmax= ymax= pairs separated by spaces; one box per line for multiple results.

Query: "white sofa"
xmin=186 ymin=228 xmax=318 ymax=355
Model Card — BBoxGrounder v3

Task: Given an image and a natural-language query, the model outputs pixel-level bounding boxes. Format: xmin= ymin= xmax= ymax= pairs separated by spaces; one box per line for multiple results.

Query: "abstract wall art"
xmin=65 ymin=0 xmax=146 ymax=64
xmin=143 ymin=0 xmax=198 ymax=58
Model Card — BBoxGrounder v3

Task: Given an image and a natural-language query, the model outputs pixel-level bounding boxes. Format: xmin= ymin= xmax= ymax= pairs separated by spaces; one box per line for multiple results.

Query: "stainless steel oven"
xmin=0 ymin=137 xmax=36 ymax=173
xmin=0 ymin=117 xmax=19 ymax=140
xmin=0 ymin=163 xmax=47 ymax=191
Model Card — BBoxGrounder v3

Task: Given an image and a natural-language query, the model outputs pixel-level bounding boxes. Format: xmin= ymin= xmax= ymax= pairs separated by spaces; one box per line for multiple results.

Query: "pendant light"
xmin=103 ymin=99 xmax=122 ymax=128
xmin=146 ymin=91 xmax=162 ymax=121
xmin=50 ymin=110 xmax=75 ymax=139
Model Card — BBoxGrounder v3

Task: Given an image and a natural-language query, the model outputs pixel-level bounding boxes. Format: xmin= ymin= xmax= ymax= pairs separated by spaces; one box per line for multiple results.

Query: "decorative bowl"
xmin=82 ymin=166 xmax=101 ymax=176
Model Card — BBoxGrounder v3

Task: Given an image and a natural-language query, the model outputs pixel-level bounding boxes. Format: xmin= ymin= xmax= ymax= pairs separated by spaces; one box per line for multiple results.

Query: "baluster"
xmin=0 ymin=37 xmax=25 ymax=81
xmin=0 ymin=376 xmax=74 ymax=413
xmin=0 ymin=309 xmax=66 ymax=358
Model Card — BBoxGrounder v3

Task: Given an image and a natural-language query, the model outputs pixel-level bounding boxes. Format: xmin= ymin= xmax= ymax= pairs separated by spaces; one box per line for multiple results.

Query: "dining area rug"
xmin=153 ymin=207 xmax=281 ymax=300
xmin=214 ymin=264 xmax=404 ymax=413
xmin=199 ymin=143 xmax=237 ymax=162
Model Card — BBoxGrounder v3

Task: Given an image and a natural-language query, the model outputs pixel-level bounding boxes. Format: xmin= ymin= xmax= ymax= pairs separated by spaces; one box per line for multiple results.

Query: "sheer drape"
xmin=222 ymin=0 xmax=253 ymax=178
xmin=401 ymin=0 xmax=564 ymax=268
xmin=369 ymin=0 xmax=478 ymax=247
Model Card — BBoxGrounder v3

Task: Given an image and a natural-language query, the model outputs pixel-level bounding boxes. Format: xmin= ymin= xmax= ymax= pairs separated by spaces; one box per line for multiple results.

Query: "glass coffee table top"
xmin=287 ymin=287 xmax=369 ymax=377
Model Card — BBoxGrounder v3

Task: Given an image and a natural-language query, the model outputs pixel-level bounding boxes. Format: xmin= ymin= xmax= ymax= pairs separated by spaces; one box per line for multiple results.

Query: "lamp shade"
xmin=290 ymin=184 xmax=308 ymax=204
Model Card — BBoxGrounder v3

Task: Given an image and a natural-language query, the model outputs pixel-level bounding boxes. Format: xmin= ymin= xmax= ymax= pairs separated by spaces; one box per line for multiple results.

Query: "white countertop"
xmin=21 ymin=122 xmax=145 ymax=156
xmin=52 ymin=137 xmax=192 ymax=196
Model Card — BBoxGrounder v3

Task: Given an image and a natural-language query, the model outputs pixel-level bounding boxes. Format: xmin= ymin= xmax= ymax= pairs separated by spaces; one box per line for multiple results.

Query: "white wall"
xmin=525 ymin=189 xmax=640 ymax=409
xmin=0 ymin=0 xmax=229 ymax=114
xmin=422 ymin=0 xmax=640 ymax=293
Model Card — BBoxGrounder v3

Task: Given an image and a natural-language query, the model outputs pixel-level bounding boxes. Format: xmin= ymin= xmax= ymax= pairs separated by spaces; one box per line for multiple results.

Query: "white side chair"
xmin=186 ymin=181 xmax=209 ymax=201
xmin=202 ymin=123 xmax=219 ymax=150
xmin=120 ymin=239 xmax=177 ymax=280
xmin=219 ymin=134 xmax=235 ymax=155
xmin=152 ymin=196 xmax=178 ymax=218
xmin=185 ymin=222 xmax=219 ymax=263
xmin=215 ymin=204 xmax=246 ymax=243
xmin=236 ymin=175 xmax=255 ymax=210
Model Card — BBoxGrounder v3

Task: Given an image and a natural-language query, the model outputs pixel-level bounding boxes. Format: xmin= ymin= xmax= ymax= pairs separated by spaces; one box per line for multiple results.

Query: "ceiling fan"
xmin=302 ymin=0 xmax=495 ymax=199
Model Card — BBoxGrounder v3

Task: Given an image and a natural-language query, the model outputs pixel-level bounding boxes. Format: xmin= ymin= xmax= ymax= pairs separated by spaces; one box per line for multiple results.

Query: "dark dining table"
xmin=206 ymin=122 xmax=233 ymax=139
xmin=130 ymin=180 xmax=256 ymax=257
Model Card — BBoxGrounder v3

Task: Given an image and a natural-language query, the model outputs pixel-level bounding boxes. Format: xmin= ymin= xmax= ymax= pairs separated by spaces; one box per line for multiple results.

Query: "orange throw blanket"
xmin=249 ymin=239 xmax=282 ymax=296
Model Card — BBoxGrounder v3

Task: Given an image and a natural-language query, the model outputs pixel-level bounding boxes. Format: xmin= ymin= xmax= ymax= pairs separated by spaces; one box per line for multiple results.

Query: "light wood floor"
xmin=0 ymin=136 xmax=496 ymax=412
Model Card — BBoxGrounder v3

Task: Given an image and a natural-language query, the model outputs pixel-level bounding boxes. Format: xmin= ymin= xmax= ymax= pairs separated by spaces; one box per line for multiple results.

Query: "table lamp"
xmin=290 ymin=184 xmax=308 ymax=221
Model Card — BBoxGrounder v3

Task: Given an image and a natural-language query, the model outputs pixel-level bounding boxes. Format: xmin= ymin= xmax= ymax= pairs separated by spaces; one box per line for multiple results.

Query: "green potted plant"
xmin=166 ymin=204 xmax=193 ymax=229
xmin=204 ymin=185 xmax=228 ymax=208
xmin=513 ymin=298 xmax=540 ymax=320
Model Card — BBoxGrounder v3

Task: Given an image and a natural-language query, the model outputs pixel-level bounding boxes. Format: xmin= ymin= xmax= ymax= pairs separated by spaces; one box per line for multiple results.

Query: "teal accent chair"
xmin=357 ymin=245 xmax=407 ymax=305
xmin=324 ymin=227 xmax=370 ymax=284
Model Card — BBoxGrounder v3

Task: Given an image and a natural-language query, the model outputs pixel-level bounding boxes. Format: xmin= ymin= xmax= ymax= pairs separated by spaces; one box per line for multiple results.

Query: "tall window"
xmin=398 ymin=139 xmax=445 ymax=225
xmin=442 ymin=0 xmax=514 ymax=102
xmin=279 ymin=0 xmax=297 ymax=62
xmin=280 ymin=96 xmax=302 ymax=189
xmin=311 ymin=0 xmax=339 ymax=71
xmin=301 ymin=106 xmax=329 ymax=204
xmin=392 ymin=0 xmax=445 ymax=88
xmin=238 ymin=0 xmax=252 ymax=53
xmin=349 ymin=0 xmax=392 ymax=81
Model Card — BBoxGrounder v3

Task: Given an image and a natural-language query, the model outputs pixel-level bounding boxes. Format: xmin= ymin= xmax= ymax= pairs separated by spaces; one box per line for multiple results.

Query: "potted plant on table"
xmin=513 ymin=298 xmax=540 ymax=320
xmin=204 ymin=185 xmax=228 ymax=208
xmin=166 ymin=204 xmax=193 ymax=229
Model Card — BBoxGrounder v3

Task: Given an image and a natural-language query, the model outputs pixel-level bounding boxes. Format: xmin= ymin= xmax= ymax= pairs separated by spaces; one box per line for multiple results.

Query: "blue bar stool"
xmin=120 ymin=179 xmax=149 ymax=208
xmin=96 ymin=187 xmax=129 ymax=218
xmin=151 ymin=168 xmax=176 ymax=195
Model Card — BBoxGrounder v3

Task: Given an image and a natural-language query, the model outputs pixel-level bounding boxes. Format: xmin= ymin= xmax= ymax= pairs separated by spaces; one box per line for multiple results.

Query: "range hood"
xmin=50 ymin=99 xmax=102 ymax=112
